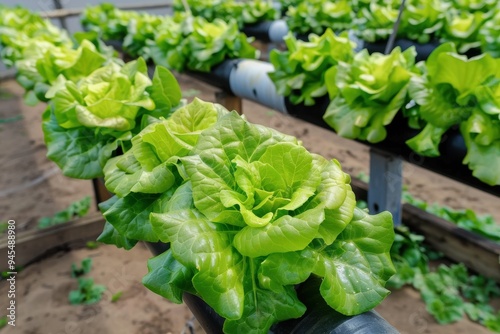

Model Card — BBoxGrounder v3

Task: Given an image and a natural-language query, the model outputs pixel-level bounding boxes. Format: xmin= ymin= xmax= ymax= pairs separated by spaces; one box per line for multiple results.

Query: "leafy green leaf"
xmin=223 ymin=285 xmax=306 ymax=334
xmin=142 ymin=249 xmax=195 ymax=304
xmin=100 ymin=193 xmax=166 ymax=242
xmin=96 ymin=221 xmax=138 ymax=250
xmin=149 ymin=66 xmax=182 ymax=114
xmin=314 ymin=208 xmax=395 ymax=315
xmin=150 ymin=191 xmax=246 ymax=319
xmin=42 ymin=107 xmax=123 ymax=179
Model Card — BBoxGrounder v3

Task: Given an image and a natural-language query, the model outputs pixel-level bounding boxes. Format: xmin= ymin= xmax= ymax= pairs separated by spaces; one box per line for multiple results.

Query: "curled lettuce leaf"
xmin=461 ymin=109 xmax=500 ymax=186
xmin=104 ymin=98 xmax=227 ymax=197
xmin=324 ymin=47 xmax=416 ymax=143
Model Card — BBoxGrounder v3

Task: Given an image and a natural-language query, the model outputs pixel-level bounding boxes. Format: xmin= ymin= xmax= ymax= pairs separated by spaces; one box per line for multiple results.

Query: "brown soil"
xmin=0 ymin=74 xmax=498 ymax=334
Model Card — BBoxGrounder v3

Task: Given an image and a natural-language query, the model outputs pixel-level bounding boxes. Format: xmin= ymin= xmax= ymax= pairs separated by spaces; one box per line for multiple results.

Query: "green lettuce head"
xmin=14 ymin=39 xmax=111 ymax=105
xmin=406 ymin=43 xmax=500 ymax=157
xmin=144 ymin=110 xmax=394 ymax=333
xmin=268 ymin=29 xmax=355 ymax=106
xmin=441 ymin=9 xmax=490 ymax=53
xmin=43 ymin=64 xmax=182 ymax=180
xmin=52 ymin=57 xmax=154 ymax=132
xmin=93 ymin=96 xmax=395 ymax=333
xmin=354 ymin=2 xmax=399 ymax=42
xmin=181 ymin=111 xmax=354 ymax=239
xmin=324 ymin=47 xmax=416 ymax=143
xmin=0 ymin=5 xmax=72 ymax=66
xmin=400 ymin=0 xmax=447 ymax=43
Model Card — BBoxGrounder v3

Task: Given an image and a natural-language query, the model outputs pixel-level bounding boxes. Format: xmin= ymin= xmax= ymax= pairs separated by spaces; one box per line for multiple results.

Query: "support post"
xmin=215 ymin=91 xmax=243 ymax=115
xmin=92 ymin=178 xmax=113 ymax=209
xmin=368 ymin=149 xmax=403 ymax=225
xmin=52 ymin=0 xmax=68 ymax=31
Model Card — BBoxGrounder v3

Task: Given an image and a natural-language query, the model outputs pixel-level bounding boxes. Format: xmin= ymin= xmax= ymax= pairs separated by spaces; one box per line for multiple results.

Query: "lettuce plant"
xmin=323 ymin=47 xmax=416 ymax=143
xmin=406 ymin=43 xmax=500 ymax=185
xmin=241 ymin=0 xmax=279 ymax=25
xmin=51 ymin=59 xmax=154 ymax=131
xmin=268 ymin=29 xmax=355 ymax=106
xmin=440 ymin=9 xmax=489 ymax=53
xmin=148 ymin=16 xmax=186 ymax=70
xmin=184 ymin=17 xmax=259 ymax=72
xmin=122 ymin=14 xmax=165 ymax=59
xmin=173 ymin=0 xmax=278 ymax=28
xmin=150 ymin=16 xmax=258 ymax=73
xmin=98 ymin=99 xmax=395 ymax=333
xmin=0 ymin=5 xmax=72 ymax=67
xmin=81 ymin=3 xmax=138 ymax=41
xmin=399 ymin=0 xmax=448 ymax=44
xmin=42 ymin=61 xmax=182 ymax=179
xmin=353 ymin=1 xmax=399 ymax=43
xmin=82 ymin=3 xmax=166 ymax=59
xmin=286 ymin=0 xmax=353 ymax=36
xmin=15 ymin=40 xmax=112 ymax=105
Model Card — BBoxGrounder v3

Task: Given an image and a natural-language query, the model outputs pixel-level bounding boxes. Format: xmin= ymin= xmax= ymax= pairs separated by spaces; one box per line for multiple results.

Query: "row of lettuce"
xmin=81 ymin=2 xmax=260 ymax=67
xmin=269 ymin=31 xmax=500 ymax=187
xmin=79 ymin=4 xmax=500 ymax=187
xmin=283 ymin=0 xmax=500 ymax=56
xmin=80 ymin=0 xmax=499 ymax=63
xmin=1 ymin=3 xmax=259 ymax=100
xmin=0 ymin=5 xmax=397 ymax=334
xmin=168 ymin=0 xmax=500 ymax=56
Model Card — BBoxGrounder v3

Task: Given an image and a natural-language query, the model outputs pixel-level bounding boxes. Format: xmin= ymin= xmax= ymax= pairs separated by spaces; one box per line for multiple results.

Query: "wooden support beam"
xmin=350 ymin=178 xmax=500 ymax=282
xmin=0 ymin=212 xmax=105 ymax=269
xmin=215 ymin=91 xmax=243 ymax=115
xmin=401 ymin=205 xmax=500 ymax=282
xmin=92 ymin=178 xmax=113 ymax=209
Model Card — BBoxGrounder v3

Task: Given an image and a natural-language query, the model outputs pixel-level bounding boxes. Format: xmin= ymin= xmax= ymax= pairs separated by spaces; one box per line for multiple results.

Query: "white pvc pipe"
xmin=229 ymin=59 xmax=287 ymax=114
xmin=268 ymin=20 xmax=289 ymax=43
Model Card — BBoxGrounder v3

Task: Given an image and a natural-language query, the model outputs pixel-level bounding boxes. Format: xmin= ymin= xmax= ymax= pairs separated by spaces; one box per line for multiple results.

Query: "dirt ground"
xmin=0 ymin=74 xmax=499 ymax=334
